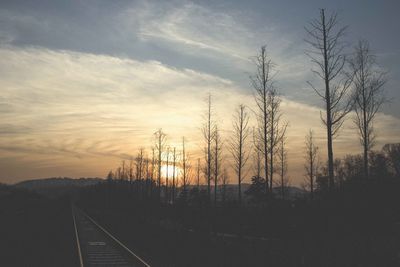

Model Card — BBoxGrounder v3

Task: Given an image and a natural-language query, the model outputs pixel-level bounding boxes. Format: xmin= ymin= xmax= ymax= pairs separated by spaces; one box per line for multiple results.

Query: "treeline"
xmin=304 ymin=142 xmax=400 ymax=196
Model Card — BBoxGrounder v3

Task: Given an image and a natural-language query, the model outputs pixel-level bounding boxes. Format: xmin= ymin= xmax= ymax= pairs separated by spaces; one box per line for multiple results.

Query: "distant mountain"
xmin=14 ymin=177 xmax=104 ymax=197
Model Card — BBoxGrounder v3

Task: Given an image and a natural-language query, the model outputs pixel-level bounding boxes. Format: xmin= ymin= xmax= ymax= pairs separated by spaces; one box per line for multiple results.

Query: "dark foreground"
xmin=77 ymin=181 xmax=400 ymax=267
xmin=0 ymin=185 xmax=79 ymax=267
xmin=80 ymin=205 xmax=400 ymax=267
xmin=1 ymin=181 xmax=400 ymax=267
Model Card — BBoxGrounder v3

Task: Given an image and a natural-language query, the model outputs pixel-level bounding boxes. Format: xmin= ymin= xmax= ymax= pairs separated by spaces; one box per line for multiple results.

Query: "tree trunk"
xmin=322 ymin=9 xmax=335 ymax=191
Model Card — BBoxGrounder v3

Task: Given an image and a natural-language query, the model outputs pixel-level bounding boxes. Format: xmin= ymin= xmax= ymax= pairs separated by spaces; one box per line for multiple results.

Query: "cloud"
xmin=0 ymin=46 xmax=240 ymax=182
xmin=120 ymin=1 xmax=309 ymax=84
xmin=0 ymin=1 xmax=399 ymax=184
xmin=128 ymin=1 xmax=254 ymax=60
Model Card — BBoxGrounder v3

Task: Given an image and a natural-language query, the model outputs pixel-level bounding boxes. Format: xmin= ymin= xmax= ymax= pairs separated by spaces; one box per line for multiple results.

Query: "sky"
xmin=0 ymin=0 xmax=399 ymax=185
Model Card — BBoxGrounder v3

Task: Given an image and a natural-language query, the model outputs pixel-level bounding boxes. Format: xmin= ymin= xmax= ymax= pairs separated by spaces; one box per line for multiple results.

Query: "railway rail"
xmin=72 ymin=206 xmax=150 ymax=267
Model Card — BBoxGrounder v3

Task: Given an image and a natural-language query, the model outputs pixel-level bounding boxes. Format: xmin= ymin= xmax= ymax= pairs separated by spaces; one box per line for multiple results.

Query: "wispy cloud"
xmin=0 ymin=46 xmax=240 ymax=182
xmin=1 ymin=46 xmax=399 ymax=184
xmin=0 ymin=0 xmax=399 ymax=184
xmin=131 ymin=2 xmax=253 ymax=60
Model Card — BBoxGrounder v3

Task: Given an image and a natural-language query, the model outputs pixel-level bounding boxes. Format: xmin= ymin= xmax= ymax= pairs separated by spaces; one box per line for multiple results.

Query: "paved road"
xmin=72 ymin=206 xmax=150 ymax=267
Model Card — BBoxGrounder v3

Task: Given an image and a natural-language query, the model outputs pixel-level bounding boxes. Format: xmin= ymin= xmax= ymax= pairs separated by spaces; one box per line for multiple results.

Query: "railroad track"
xmin=72 ymin=206 xmax=151 ymax=267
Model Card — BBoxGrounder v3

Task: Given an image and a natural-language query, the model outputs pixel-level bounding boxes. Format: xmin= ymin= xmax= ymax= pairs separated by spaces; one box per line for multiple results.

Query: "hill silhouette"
xmin=15 ymin=177 xmax=103 ymax=197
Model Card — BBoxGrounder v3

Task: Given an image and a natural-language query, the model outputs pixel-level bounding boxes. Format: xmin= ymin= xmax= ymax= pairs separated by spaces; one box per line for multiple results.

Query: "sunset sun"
xmin=160 ymin=165 xmax=181 ymax=180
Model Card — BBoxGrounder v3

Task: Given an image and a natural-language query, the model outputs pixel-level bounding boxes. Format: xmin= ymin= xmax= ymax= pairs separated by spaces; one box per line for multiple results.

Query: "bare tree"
xmin=181 ymin=137 xmax=192 ymax=194
xmin=213 ymin=125 xmax=223 ymax=206
xmin=349 ymin=40 xmax=386 ymax=179
xmin=267 ymin=87 xmax=288 ymax=191
xmin=251 ymin=46 xmax=275 ymax=194
xmin=165 ymin=147 xmax=170 ymax=202
xmin=305 ymin=9 xmax=353 ymax=190
xmin=135 ymin=148 xmax=145 ymax=197
xmin=144 ymin=154 xmax=150 ymax=197
xmin=150 ymin=147 xmax=155 ymax=196
xmin=135 ymin=148 xmax=145 ymax=180
xmin=220 ymin=168 xmax=229 ymax=205
xmin=172 ymin=147 xmax=177 ymax=204
xmin=202 ymin=93 xmax=215 ymax=203
xmin=115 ymin=166 xmax=121 ymax=180
xmin=106 ymin=170 xmax=114 ymax=180
xmin=121 ymin=160 xmax=126 ymax=180
xmin=333 ymin=158 xmax=345 ymax=190
xmin=383 ymin=143 xmax=400 ymax=178
xmin=229 ymin=104 xmax=250 ymax=205
xmin=252 ymin=127 xmax=263 ymax=179
xmin=154 ymin=128 xmax=167 ymax=200
xmin=196 ymin=158 xmax=201 ymax=189
xmin=277 ymin=127 xmax=288 ymax=199
xmin=128 ymin=158 xmax=134 ymax=183
xmin=304 ymin=129 xmax=319 ymax=199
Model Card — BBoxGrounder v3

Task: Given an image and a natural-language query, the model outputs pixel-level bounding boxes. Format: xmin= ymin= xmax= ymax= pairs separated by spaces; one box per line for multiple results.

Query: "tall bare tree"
xmin=277 ymin=127 xmax=288 ymax=199
xmin=229 ymin=104 xmax=250 ymax=205
xmin=349 ymin=40 xmax=386 ymax=179
xmin=267 ymin=87 xmax=288 ymax=191
xmin=251 ymin=46 xmax=275 ymax=194
xmin=305 ymin=9 xmax=353 ymax=190
xmin=304 ymin=129 xmax=319 ymax=199
xmin=202 ymin=93 xmax=215 ymax=203
xmin=154 ymin=129 xmax=167 ymax=200
xmin=252 ymin=127 xmax=263 ymax=180
xmin=213 ymin=125 xmax=222 ymax=206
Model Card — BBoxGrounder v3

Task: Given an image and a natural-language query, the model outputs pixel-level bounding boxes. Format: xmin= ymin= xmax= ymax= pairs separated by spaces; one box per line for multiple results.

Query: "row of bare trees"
xmin=201 ymin=46 xmax=290 ymax=205
xmin=201 ymin=95 xmax=232 ymax=206
xmin=107 ymin=129 xmax=194 ymax=204
xmin=106 ymin=8 xmax=389 ymax=205
xmin=198 ymin=9 xmax=388 ymax=203
xmin=251 ymin=46 xmax=289 ymax=198
xmin=302 ymin=9 xmax=387 ymax=195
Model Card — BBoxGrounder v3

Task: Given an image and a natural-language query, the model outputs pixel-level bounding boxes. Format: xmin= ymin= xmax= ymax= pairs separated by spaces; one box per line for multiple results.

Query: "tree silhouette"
xmin=305 ymin=9 xmax=353 ymax=190
xmin=267 ymin=87 xmax=287 ymax=192
xmin=251 ymin=46 xmax=275 ymax=194
xmin=304 ymin=129 xmax=319 ymax=199
xmin=349 ymin=40 xmax=387 ymax=179
xmin=213 ymin=125 xmax=222 ymax=206
xmin=154 ymin=128 xmax=167 ymax=200
xmin=202 ymin=94 xmax=215 ymax=204
xmin=252 ymin=127 xmax=263 ymax=182
xmin=172 ymin=147 xmax=178 ymax=204
xmin=277 ymin=127 xmax=288 ymax=199
xmin=383 ymin=143 xmax=400 ymax=178
xmin=229 ymin=104 xmax=250 ymax=205
xmin=245 ymin=175 xmax=266 ymax=205
xmin=220 ymin=168 xmax=229 ymax=205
